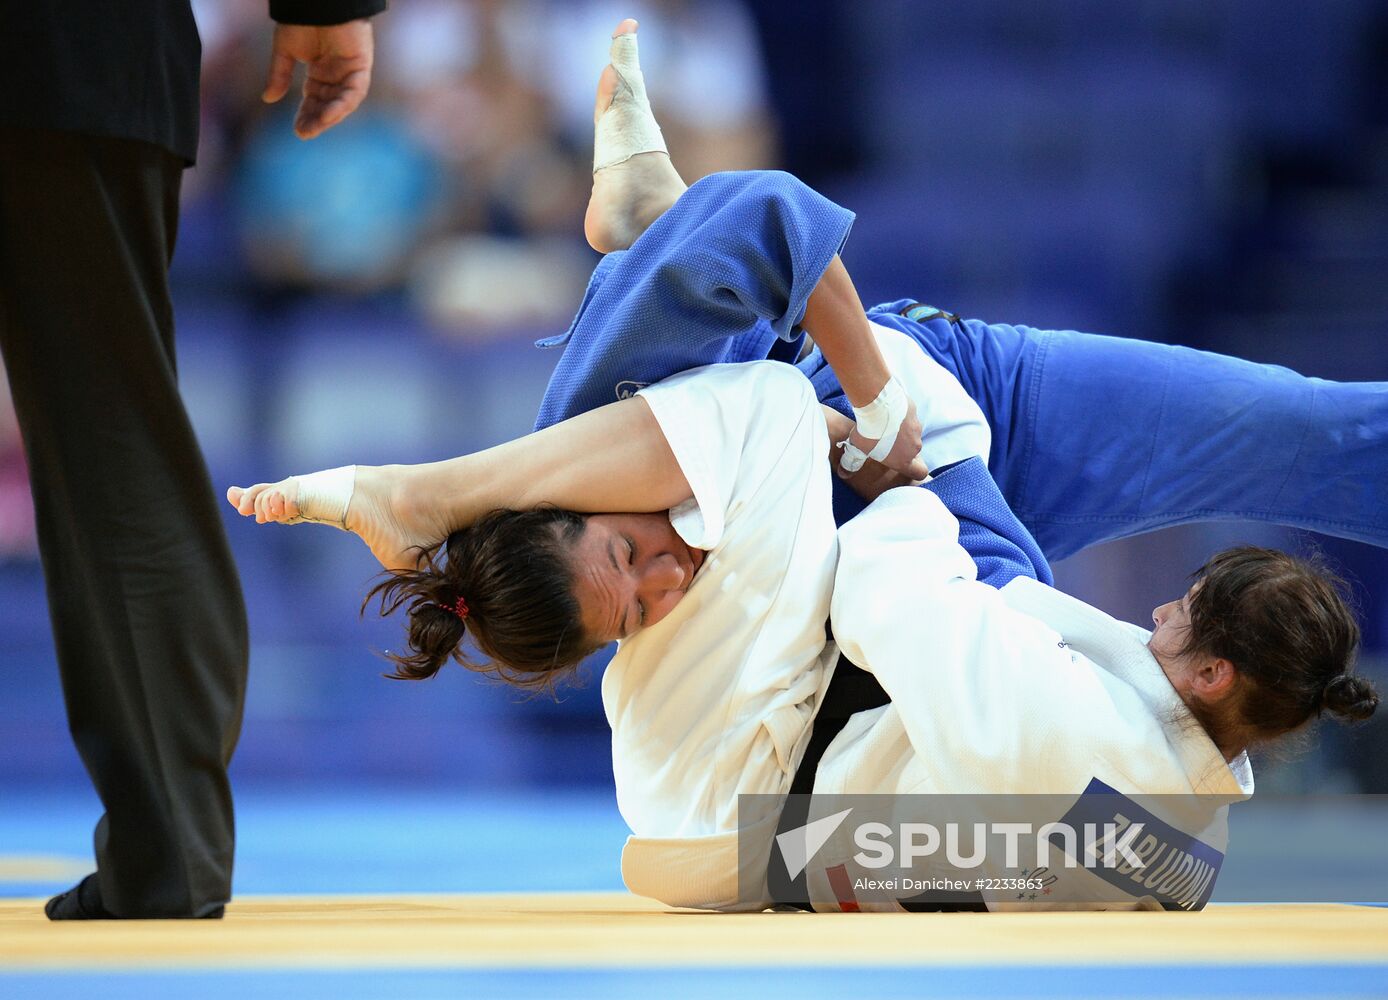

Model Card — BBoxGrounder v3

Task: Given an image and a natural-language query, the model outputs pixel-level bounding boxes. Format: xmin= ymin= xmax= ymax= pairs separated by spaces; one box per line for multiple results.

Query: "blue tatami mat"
xmin=0 ymin=785 xmax=629 ymax=897
xmin=4 ymin=964 xmax=1387 ymax=1000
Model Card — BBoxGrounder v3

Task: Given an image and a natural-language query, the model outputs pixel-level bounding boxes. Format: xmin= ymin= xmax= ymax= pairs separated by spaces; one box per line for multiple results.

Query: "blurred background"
xmin=2 ymin=0 xmax=1385 ymax=846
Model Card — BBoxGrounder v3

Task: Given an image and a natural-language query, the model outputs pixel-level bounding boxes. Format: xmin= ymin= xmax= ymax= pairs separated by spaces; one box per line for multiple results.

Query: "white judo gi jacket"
xmin=808 ymin=487 xmax=1254 ymax=912
xmin=610 ymin=354 xmax=1252 ymax=913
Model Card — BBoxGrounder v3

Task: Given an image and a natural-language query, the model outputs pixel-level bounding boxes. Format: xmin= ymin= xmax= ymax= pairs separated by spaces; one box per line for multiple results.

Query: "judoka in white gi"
xmin=228 ymin=19 xmax=1378 ymax=913
xmin=605 ymin=355 xmax=1258 ymax=913
xmin=229 ymin=333 xmax=1373 ymax=911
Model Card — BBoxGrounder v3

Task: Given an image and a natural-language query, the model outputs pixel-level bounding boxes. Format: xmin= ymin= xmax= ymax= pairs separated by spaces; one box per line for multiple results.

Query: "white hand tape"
xmin=838 ymin=438 xmax=869 ymax=474
xmin=289 ymin=465 xmax=356 ymax=530
xmin=851 ymin=376 xmax=909 ymax=464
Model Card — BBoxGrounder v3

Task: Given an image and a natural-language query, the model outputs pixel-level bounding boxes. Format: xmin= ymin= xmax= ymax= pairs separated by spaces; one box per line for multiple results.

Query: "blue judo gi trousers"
xmin=536 ymin=171 xmax=1388 ymax=570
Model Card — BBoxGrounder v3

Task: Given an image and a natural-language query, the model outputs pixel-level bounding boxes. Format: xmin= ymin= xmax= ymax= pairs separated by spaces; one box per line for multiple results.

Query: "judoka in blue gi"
xmin=536 ymin=166 xmax=1388 ymax=562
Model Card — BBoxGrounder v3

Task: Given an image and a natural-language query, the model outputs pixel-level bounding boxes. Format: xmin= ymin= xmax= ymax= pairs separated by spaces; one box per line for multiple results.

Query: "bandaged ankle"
xmin=593 ymin=31 xmax=668 ymax=172
xmin=838 ymin=377 xmax=909 ymax=473
xmin=289 ymin=465 xmax=356 ymax=530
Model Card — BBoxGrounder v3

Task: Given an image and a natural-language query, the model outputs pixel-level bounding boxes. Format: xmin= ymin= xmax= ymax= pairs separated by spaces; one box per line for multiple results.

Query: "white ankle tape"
xmin=593 ymin=31 xmax=667 ymax=172
xmin=838 ymin=378 xmax=909 ymax=473
xmin=289 ymin=465 xmax=356 ymax=530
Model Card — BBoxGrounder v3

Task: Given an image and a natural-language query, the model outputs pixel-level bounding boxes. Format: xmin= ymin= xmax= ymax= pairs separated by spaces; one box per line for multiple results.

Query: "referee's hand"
xmin=263 ymin=20 xmax=376 ymax=140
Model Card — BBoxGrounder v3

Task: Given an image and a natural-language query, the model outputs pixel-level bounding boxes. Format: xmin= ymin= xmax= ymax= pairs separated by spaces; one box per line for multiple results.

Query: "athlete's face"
xmin=1148 ymin=586 xmax=1196 ymax=663
xmin=568 ymin=512 xmax=705 ymax=645
xmin=1149 ymin=582 xmax=1236 ymax=709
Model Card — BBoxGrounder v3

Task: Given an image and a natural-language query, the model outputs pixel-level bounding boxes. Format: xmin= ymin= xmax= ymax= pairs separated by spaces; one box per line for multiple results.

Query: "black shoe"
xmin=44 ymin=874 xmax=113 ymax=920
xmin=44 ymin=873 xmax=226 ymax=920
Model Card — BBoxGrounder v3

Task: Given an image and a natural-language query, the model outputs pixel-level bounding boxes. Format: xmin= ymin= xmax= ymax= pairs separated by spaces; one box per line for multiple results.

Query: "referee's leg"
xmin=0 ymin=127 xmax=248 ymax=918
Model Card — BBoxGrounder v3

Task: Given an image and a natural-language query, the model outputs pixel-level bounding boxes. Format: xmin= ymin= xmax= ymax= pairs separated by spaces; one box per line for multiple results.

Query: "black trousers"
xmin=0 ymin=128 xmax=247 ymax=918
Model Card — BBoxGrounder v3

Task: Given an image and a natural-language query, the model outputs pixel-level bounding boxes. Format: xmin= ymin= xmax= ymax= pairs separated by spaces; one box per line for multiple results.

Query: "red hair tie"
xmin=448 ymin=596 xmax=470 ymax=622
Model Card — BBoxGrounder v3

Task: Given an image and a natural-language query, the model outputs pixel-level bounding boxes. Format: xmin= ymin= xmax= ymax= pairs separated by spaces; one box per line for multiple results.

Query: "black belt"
xmin=789 ymin=655 xmax=889 ymax=798
xmin=768 ymin=649 xmax=989 ymax=913
xmin=768 ymin=652 xmax=889 ymax=911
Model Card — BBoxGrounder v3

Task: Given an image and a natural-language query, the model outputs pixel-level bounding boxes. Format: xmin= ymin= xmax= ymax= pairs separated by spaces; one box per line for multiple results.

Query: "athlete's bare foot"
xmin=226 ymin=466 xmax=447 ymax=571
xmin=583 ymin=18 xmax=688 ymax=253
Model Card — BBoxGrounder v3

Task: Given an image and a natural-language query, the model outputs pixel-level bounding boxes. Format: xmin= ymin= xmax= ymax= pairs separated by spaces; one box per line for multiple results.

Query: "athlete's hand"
xmin=838 ymin=397 xmax=928 ymax=481
xmin=262 ymin=20 xmax=375 ymax=139
xmin=839 ymin=456 xmax=924 ymax=505
xmin=822 ymin=404 xmax=927 ymax=503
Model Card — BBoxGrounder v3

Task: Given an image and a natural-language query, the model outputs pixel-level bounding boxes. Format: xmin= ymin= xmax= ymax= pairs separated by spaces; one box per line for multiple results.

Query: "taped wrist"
xmin=855 ymin=376 xmax=909 ymax=458
xmin=593 ymin=31 xmax=668 ymax=172
xmin=289 ymin=465 xmax=357 ymax=529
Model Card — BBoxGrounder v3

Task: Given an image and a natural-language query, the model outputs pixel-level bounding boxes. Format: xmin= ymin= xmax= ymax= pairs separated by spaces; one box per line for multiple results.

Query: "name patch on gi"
xmin=1050 ymin=778 xmax=1226 ymax=910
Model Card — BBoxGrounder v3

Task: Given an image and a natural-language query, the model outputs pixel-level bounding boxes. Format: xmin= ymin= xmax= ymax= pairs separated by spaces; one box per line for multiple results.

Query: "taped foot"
xmin=228 ymin=465 xmax=440 ymax=572
xmin=227 ymin=466 xmax=355 ymax=530
xmin=585 ymin=18 xmax=687 ymax=252
xmin=592 ymin=21 xmax=666 ymax=172
xmin=286 ymin=466 xmax=356 ymax=529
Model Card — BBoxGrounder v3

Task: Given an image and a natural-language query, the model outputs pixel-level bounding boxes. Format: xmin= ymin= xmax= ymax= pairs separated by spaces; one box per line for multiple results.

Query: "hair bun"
xmin=1322 ymin=674 xmax=1379 ymax=722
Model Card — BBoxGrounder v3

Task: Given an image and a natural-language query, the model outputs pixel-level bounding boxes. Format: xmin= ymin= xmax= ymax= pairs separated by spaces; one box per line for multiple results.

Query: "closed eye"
xmin=626 ymin=536 xmax=646 ymax=627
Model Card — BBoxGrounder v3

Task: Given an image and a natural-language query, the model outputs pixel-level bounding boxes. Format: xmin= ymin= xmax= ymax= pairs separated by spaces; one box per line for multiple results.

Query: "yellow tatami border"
xmin=1 ymin=893 xmax=1385 ymax=971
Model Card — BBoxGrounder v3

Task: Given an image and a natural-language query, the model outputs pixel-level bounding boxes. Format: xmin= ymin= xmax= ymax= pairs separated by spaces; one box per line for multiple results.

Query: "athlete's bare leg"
xmin=227 ymin=18 xmax=691 ymax=566
xmin=583 ymin=18 xmax=688 ymax=253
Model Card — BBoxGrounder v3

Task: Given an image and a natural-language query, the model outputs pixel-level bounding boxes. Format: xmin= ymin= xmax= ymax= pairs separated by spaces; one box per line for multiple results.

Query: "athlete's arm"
xmin=402 ymin=396 xmax=693 ymax=523
xmin=803 ymin=256 xmax=928 ymax=480
xmin=227 ymin=396 xmax=692 ymax=569
xmin=538 ymin=172 xmax=926 ymax=484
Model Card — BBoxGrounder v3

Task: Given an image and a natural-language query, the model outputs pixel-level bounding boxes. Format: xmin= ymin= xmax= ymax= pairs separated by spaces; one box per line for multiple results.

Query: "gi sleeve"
xmin=922 ymin=458 xmax=1053 ymax=588
xmin=636 ymin=361 xmax=824 ymax=550
xmin=830 ymin=488 xmax=1105 ymax=793
xmin=536 ymin=171 xmax=855 ymax=431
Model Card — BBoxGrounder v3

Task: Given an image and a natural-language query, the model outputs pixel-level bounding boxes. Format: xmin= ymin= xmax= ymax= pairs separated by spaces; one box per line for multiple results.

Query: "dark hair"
xmin=1177 ymin=546 xmax=1377 ymax=751
xmin=363 ymin=508 xmax=601 ymax=690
